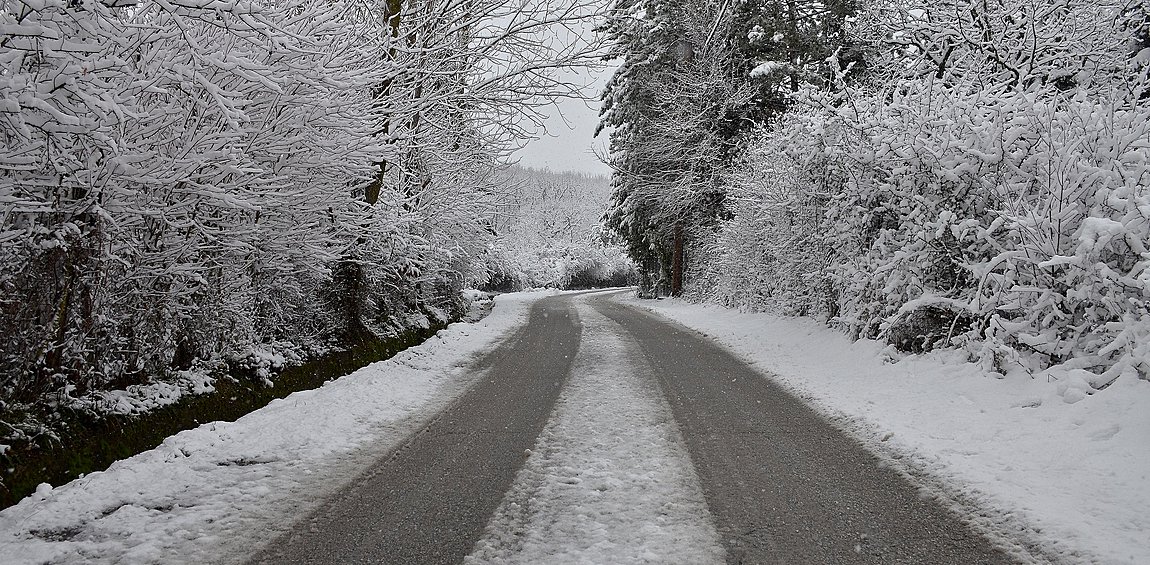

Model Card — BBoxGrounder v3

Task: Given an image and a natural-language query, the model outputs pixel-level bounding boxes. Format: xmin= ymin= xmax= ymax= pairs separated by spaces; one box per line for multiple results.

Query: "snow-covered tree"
xmin=484 ymin=166 xmax=635 ymax=290
xmin=0 ymin=0 xmax=608 ymax=412
xmin=692 ymin=0 xmax=1150 ymax=385
xmin=598 ymin=0 xmax=860 ymax=296
xmin=598 ymin=0 xmax=741 ymax=295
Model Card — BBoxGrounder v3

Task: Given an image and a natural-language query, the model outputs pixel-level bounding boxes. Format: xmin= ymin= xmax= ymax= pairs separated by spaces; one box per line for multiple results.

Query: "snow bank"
xmin=0 ymin=291 xmax=550 ymax=565
xmin=628 ymin=295 xmax=1150 ymax=565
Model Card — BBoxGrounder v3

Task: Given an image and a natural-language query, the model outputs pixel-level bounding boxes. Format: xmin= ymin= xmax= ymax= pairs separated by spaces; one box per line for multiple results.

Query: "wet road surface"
xmin=249 ymin=295 xmax=580 ymax=564
xmin=249 ymin=291 xmax=1021 ymax=565
xmin=593 ymin=297 xmax=1016 ymax=565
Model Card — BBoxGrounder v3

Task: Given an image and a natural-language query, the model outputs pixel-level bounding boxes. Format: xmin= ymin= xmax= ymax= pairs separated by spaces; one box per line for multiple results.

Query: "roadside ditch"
xmin=0 ymin=315 xmax=463 ymax=510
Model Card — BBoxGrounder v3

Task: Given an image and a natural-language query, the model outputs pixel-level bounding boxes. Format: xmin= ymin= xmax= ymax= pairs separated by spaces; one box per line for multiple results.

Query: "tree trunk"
xmin=367 ymin=0 xmax=407 ymax=204
xmin=671 ymin=222 xmax=684 ymax=296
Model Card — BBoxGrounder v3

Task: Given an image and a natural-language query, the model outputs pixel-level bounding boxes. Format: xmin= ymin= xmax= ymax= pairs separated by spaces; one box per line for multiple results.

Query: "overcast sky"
xmin=514 ymin=66 xmax=614 ymax=176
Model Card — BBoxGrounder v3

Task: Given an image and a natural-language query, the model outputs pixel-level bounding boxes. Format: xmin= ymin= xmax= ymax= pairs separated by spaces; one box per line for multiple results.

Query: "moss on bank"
xmin=0 ymin=322 xmax=446 ymax=510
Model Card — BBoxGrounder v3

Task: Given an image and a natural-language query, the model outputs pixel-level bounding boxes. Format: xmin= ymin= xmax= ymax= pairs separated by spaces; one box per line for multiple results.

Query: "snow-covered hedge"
xmin=0 ymin=0 xmax=594 ymax=411
xmin=689 ymin=1 xmax=1150 ymax=384
xmin=0 ymin=0 xmax=386 ymax=403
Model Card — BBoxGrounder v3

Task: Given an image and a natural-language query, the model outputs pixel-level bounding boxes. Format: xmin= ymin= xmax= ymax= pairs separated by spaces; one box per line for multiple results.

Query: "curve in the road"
xmin=248 ymin=294 xmax=581 ymax=565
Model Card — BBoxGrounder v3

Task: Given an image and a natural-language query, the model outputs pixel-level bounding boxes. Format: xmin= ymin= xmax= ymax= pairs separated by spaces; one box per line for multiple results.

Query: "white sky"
xmin=514 ymin=63 xmax=614 ymax=176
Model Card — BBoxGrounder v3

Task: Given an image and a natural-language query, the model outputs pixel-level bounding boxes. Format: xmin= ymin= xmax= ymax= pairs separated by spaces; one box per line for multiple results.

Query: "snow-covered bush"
xmin=692 ymin=0 xmax=1150 ymax=383
xmin=967 ymin=95 xmax=1150 ymax=383
xmin=0 ymin=0 xmax=603 ymax=414
xmin=0 ymin=0 xmax=392 ymax=402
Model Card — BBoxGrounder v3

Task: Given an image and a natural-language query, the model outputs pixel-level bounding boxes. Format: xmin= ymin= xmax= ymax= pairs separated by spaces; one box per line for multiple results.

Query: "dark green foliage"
xmin=727 ymin=0 xmax=862 ymax=122
xmin=597 ymin=1 xmax=733 ymax=294
xmin=1 ymin=224 xmax=111 ymax=404
xmin=479 ymin=269 xmax=523 ymax=293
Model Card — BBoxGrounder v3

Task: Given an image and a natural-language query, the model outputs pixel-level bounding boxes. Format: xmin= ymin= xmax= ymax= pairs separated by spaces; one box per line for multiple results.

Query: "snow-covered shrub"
xmin=472 ymin=245 xmax=528 ymax=292
xmin=0 ymin=0 xmax=392 ymax=402
xmin=694 ymin=1 xmax=1150 ymax=384
xmin=685 ymin=121 xmax=837 ymax=316
xmin=559 ymin=246 xmax=638 ymax=289
xmin=886 ymin=296 xmax=977 ymax=354
xmin=794 ymin=81 xmax=1147 ymax=380
xmin=967 ymin=95 xmax=1150 ymax=382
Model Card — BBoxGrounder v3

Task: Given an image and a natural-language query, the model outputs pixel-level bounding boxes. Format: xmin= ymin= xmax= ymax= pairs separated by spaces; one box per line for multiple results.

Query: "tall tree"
xmin=597 ymin=0 xmax=859 ymax=296
xmin=727 ymin=0 xmax=863 ymax=120
xmin=0 ymin=0 xmax=607 ymax=410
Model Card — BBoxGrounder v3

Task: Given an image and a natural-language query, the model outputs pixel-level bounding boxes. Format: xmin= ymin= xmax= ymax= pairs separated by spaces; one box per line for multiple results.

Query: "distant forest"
xmin=485 ymin=166 xmax=635 ymax=292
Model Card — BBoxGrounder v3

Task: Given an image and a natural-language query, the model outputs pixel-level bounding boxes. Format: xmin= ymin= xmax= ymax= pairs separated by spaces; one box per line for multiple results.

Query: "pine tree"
xmin=598 ymin=0 xmax=736 ymax=295
xmin=598 ymin=0 xmax=860 ymax=296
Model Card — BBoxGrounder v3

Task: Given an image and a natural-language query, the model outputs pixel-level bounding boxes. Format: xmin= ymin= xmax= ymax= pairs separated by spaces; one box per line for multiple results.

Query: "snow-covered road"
xmin=467 ymin=302 xmax=724 ymax=564
xmin=1 ymin=289 xmax=1145 ymax=564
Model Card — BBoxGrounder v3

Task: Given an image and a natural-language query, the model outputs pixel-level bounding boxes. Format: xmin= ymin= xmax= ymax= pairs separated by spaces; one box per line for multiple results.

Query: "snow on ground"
xmin=626 ymin=294 xmax=1150 ymax=565
xmin=0 ymin=291 xmax=553 ymax=565
xmin=467 ymin=296 xmax=725 ymax=564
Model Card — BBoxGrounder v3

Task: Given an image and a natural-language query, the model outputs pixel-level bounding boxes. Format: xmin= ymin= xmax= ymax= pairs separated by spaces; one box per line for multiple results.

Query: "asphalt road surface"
xmin=592 ymin=297 xmax=1016 ymax=565
xmin=249 ymin=295 xmax=581 ymax=564
xmin=249 ymin=291 xmax=1020 ymax=565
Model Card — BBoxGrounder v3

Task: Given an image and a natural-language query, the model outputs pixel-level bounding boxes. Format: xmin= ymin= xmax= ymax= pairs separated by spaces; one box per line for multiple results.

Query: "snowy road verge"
xmin=466 ymin=297 xmax=725 ymax=564
xmin=0 ymin=291 xmax=552 ymax=565
xmin=626 ymin=295 xmax=1150 ymax=565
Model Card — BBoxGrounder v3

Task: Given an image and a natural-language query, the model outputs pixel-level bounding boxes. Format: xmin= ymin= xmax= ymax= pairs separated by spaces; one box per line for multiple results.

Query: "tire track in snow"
xmin=595 ymin=295 xmax=1022 ymax=564
xmin=465 ymin=295 xmax=725 ymax=565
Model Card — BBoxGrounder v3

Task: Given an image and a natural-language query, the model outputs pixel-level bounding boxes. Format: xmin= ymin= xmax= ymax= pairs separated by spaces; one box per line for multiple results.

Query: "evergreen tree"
xmin=598 ymin=0 xmax=740 ymax=295
xmin=597 ymin=0 xmax=860 ymax=296
xmin=727 ymin=0 xmax=863 ymax=123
